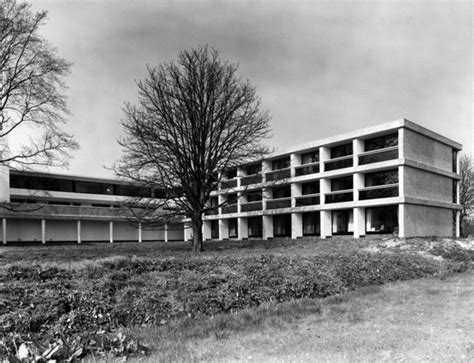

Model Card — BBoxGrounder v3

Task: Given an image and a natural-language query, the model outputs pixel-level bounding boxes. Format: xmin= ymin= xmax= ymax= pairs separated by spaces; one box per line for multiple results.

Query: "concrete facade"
xmin=203 ymin=119 xmax=461 ymax=239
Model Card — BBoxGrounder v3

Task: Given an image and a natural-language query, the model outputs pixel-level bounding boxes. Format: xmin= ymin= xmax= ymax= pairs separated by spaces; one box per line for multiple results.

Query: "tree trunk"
xmin=192 ymin=217 xmax=203 ymax=252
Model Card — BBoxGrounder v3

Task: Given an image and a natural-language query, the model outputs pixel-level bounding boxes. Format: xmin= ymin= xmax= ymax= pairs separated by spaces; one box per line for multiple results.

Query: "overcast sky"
xmin=28 ymin=0 xmax=472 ymax=178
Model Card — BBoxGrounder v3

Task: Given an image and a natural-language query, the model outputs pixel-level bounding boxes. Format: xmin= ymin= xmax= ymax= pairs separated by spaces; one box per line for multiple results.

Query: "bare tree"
xmin=459 ymin=153 xmax=473 ymax=236
xmin=115 ymin=46 xmax=271 ymax=251
xmin=0 ymin=0 xmax=78 ymax=168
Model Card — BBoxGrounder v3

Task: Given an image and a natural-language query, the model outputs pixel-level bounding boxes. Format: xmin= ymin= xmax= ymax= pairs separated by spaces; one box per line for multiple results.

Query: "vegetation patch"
xmin=0 ymin=239 xmax=472 ymax=360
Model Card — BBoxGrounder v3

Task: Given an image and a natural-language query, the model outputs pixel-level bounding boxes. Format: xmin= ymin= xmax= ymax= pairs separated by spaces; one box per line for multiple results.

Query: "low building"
xmin=0 ymin=118 xmax=462 ymax=243
xmin=203 ymin=119 xmax=462 ymax=240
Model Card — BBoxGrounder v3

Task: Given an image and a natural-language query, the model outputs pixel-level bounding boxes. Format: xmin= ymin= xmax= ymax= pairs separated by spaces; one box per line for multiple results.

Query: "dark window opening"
xmin=302 ymin=181 xmax=320 ymax=195
xmin=273 ymin=214 xmax=291 ymax=237
xmin=325 ymin=158 xmax=353 ymax=171
xmin=272 ymin=157 xmax=290 ymax=170
xmin=226 ymin=168 xmax=237 ymax=179
xmin=228 ymin=218 xmax=238 ymax=238
xmin=452 ymin=150 xmax=458 ymax=173
xmin=365 ymin=170 xmax=398 ymax=187
xmin=332 ymin=209 xmax=353 ymax=235
xmin=211 ymin=220 xmax=219 ymax=239
xmin=248 ymin=216 xmax=263 ymax=238
xmin=246 ymin=163 xmax=261 ymax=175
xmin=331 ymin=176 xmax=353 ymax=191
xmin=303 ymin=212 xmax=320 ymax=236
xmin=453 ymin=181 xmax=458 ymax=203
xmin=246 ymin=191 xmax=262 ymax=202
xmin=366 ymin=206 xmax=398 ymax=234
xmin=330 ymin=143 xmax=353 ymax=159
xmin=302 ymin=150 xmax=319 ymax=164
xmin=272 ymin=185 xmax=291 ymax=199
xmin=364 ymin=133 xmax=398 ymax=152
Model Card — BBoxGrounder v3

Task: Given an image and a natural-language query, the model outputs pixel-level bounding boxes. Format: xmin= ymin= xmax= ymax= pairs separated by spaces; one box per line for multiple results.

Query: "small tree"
xmin=459 ymin=154 xmax=473 ymax=236
xmin=0 ymin=0 xmax=78 ymax=167
xmin=116 ymin=46 xmax=271 ymax=251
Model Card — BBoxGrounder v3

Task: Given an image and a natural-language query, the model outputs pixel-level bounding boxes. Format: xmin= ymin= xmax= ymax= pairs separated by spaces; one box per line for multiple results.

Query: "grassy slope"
xmin=136 ymin=270 xmax=474 ymax=362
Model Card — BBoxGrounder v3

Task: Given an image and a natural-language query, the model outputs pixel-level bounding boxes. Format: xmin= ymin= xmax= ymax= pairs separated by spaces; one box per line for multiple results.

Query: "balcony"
xmin=265 ymin=168 xmax=291 ymax=182
xmin=325 ymin=190 xmax=353 ymax=204
xmin=221 ymin=204 xmax=238 ymax=214
xmin=324 ymin=156 xmax=353 ymax=171
xmin=295 ymin=163 xmax=320 ymax=176
xmin=266 ymin=198 xmax=291 ymax=210
xmin=359 ymin=184 xmax=399 ymax=200
xmin=295 ymin=195 xmax=320 ymax=207
xmin=221 ymin=179 xmax=238 ymax=189
xmin=204 ymin=208 xmax=219 ymax=216
xmin=2 ymin=203 xmax=131 ymax=219
xmin=358 ymin=147 xmax=398 ymax=165
xmin=240 ymin=201 xmax=263 ymax=212
xmin=240 ymin=174 xmax=262 ymax=186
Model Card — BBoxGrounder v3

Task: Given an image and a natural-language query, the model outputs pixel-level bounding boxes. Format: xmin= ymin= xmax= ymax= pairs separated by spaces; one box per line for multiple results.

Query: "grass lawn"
xmin=0 ymin=237 xmax=472 ymax=361
xmin=135 ymin=270 xmax=474 ymax=362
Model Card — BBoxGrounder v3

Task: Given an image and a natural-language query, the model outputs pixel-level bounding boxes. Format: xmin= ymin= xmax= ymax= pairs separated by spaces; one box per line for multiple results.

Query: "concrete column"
xmin=320 ymin=178 xmax=331 ymax=205
xmin=262 ymin=187 xmax=272 ymax=210
xmin=398 ymin=127 xmax=404 ymax=159
xmin=353 ymin=173 xmax=364 ymax=201
xmin=2 ymin=218 xmax=6 ymax=245
xmin=353 ymin=138 xmax=364 ymax=167
xmin=219 ymin=219 xmax=229 ymax=240
xmin=319 ymin=146 xmax=330 ymax=172
xmin=238 ymin=217 xmax=248 ymax=240
xmin=138 ymin=223 xmax=142 ymax=243
xmin=398 ymin=166 xmax=405 ymax=198
xmin=263 ymin=215 xmax=273 ymax=239
xmin=41 ymin=219 xmax=46 ymax=244
xmin=77 ymin=220 xmax=81 ymax=244
xmin=291 ymin=183 xmax=302 ymax=208
xmin=0 ymin=164 xmax=10 ymax=202
xmin=109 ymin=221 xmax=114 ymax=243
xmin=202 ymin=220 xmax=212 ymax=240
xmin=164 ymin=223 xmax=169 ymax=242
xmin=456 ymin=210 xmax=460 ymax=238
xmin=398 ymin=204 xmax=405 ymax=238
xmin=354 ymin=207 xmax=365 ymax=238
xmin=321 ymin=210 xmax=332 ymax=239
xmin=184 ymin=222 xmax=193 ymax=241
xmin=236 ymin=167 xmax=245 ymax=188
xmin=238 ymin=192 xmax=247 ymax=213
xmin=292 ymin=212 xmax=303 ymax=239
xmin=290 ymin=152 xmax=302 ymax=177
xmin=218 ymin=194 xmax=225 ymax=215
xmin=262 ymin=160 xmax=271 ymax=183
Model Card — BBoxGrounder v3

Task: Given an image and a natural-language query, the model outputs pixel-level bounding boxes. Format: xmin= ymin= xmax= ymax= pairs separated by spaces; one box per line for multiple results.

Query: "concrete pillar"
xmin=398 ymin=127 xmax=404 ymax=159
xmin=262 ymin=160 xmax=271 ymax=182
xmin=398 ymin=204 xmax=405 ymax=238
xmin=456 ymin=210 xmax=460 ymax=238
xmin=320 ymin=178 xmax=331 ymax=205
xmin=353 ymin=173 xmax=364 ymax=201
xmin=109 ymin=221 xmax=114 ymax=243
xmin=218 ymin=194 xmax=225 ymax=215
xmin=0 ymin=163 xmax=10 ymax=203
xmin=2 ymin=218 xmax=6 ymax=245
xmin=238 ymin=192 xmax=247 ymax=213
xmin=219 ymin=219 xmax=229 ymax=240
xmin=353 ymin=138 xmax=364 ymax=167
xmin=164 ymin=223 xmax=169 ymax=242
xmin=292 ymin=212 xmax=303 ymax=239
xmin=138 ymin=223 xmax=142 ymax=243
xmin=319 ymin=146 xmax=330 ymax=172
xmin=321 ymin=210 xmax=332 ymax=238
xmin=238 ymin=217 xmax=248 ymax=240
xmin=41 ymin=219 xmax=46 ymax=244
xmin=291 ymin=183 xmax=302 ymax=208
xmin=354 ymin=207 xmax=365 ymax=238
xmin=77 ymin=220 xmax=81 ymax=244
xmin=202 ymin=220 xmax=212 ymax=240
xmin=262 ymin=187 xmax=272 ymax=210
xmin=290 ymin=152 xmax=302 ymax=177
xmin=263 ymin=215 xmax=273 ymax=239
xmin=184 ymin=222 xmax=193 ymax=241
xmin=398 ymin=166 xmax=405 ymax=198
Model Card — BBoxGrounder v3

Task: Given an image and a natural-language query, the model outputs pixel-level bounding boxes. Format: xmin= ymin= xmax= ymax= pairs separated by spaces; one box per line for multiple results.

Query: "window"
xmin=332 ymin=209 xmax=353 ymax=235
xmin=246 ymin=163 xmax=261 ymax=175
xmin=303 ymin=212 xmax=320 ymax=236
xmin=364 ymin=170 xmax=398 ymax=187
xmin=302 ymin=150 xmax=319 ymax=164
xmin=246 ymin=191 xmax=262 ymax=202
xmin=302 ymin=181 xmax=320 ymax=195
xmin=366 ymin=206 xmax=398 ymax=234
xmin=248 ymin=217 xmax=263 ymax=237
xmin=226 ymin=168 xmax=237 ymax=179
xmin=211 ymin=220 xmax=219 ymax=239
xmin=330 ymin=143 xmax=352 ymax=159
xmin=273 ymin=214 xmax=291 ymax=237
xmin=452 ymin=150 xmax=458 ymax=173
xmin=228 ymin=218 xmax=238 ymax=238
xmin=364 ymin=133 xmax=398 ymax=152
xmin=226 ymin=193 xmax=238 ymax=205
xmin=272 ymin=157 xmax=290 ymax=170
xmin=272 ymin=185 xmax=291 ymax=199
xmin=331 ymin=176 xmax=353 ymax=191
xmin=453 ymin=181 xmax=458 ymax=203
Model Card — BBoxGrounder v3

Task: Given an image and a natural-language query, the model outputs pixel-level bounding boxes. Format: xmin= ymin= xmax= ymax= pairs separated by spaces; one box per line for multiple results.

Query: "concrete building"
xmin=0 ymin=169 xmax=184 ymax=243
xmin=203 ymin=119 xmax=462 ymax=240
xmin=0 ymin=118 xmax=462 ymax=243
